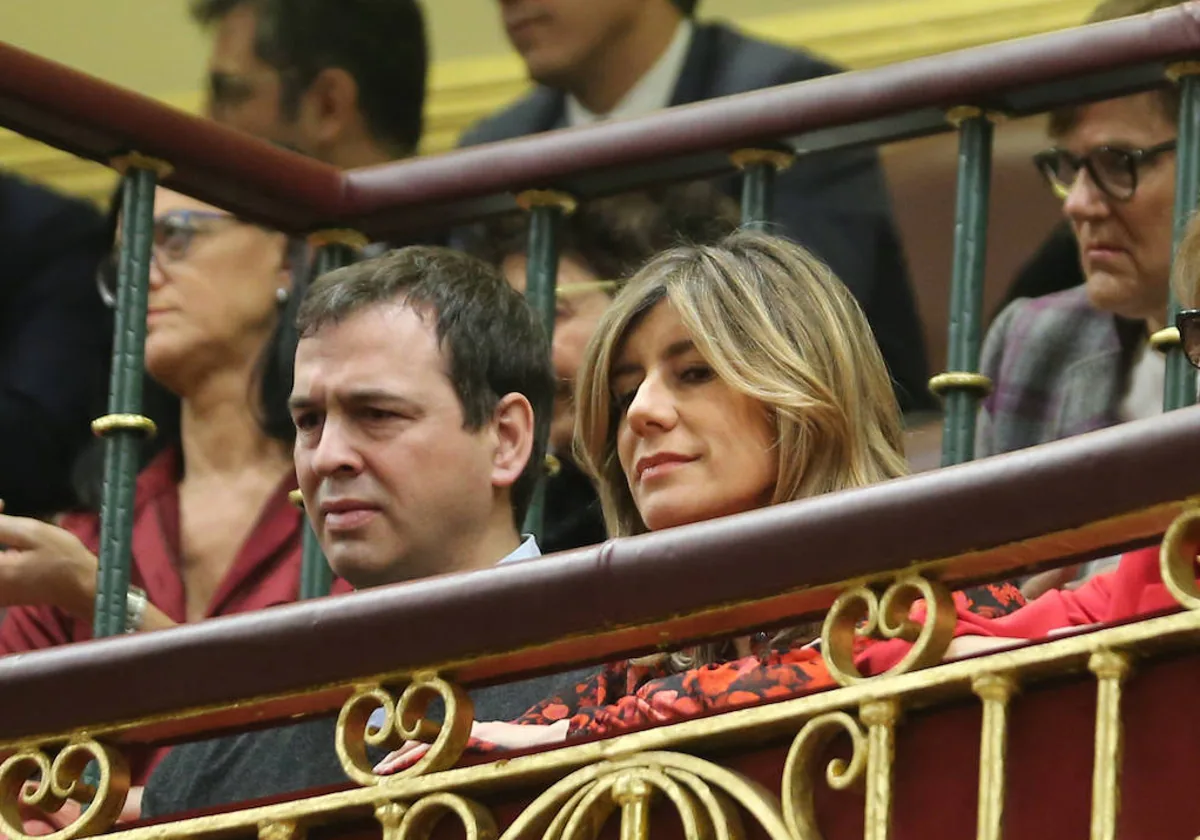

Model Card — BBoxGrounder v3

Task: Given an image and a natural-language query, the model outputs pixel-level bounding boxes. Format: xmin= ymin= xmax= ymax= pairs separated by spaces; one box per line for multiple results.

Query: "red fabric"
xmin=514 ymin=582 xmax=1026 ymax=739
xmin=0 ymin=448 xmax=306 ymax=783
xmin=856 ymin=545 xmax=1172 ymax=675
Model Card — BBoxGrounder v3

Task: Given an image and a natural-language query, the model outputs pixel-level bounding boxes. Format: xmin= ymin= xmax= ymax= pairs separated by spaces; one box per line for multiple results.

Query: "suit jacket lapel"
xmin=669 ymin=23 xmax=716 ymax=107
xmin=1053 ymin=348 xmax=1124 ymax=439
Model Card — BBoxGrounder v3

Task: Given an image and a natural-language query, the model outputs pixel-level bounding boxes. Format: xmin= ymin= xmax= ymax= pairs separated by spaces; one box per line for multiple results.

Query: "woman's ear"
xmin=489 ymin=393 xmax=536 ymax=492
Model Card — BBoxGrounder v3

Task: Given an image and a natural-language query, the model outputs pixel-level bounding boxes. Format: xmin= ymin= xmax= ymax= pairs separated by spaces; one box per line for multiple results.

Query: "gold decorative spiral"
xmin=335 ymin=674 xmax=474 ymax=786
xmin=307 ymin=229 xmax=369 ymax=251
xmin=781 ymin=711 xmax=869 ymax=840
xmin=1159 ymin=507 xmax=1200 ymax=610
xmin=0 ymin=739 xmax=130 ymax=840
xmin=500 ymin=752 xmax=788 ymax=840
xmin=376 ymin=794 xmax=497 ymax=840
xmin=90 ymin=414 xmax=157 ymax=439
xmin=1148 ymin=326 xmax=1181 ymax=353
xmin=821 ymin=574 xmax=957 ymax=686
xmin=515 ymin=190 xmax=578 ymax=216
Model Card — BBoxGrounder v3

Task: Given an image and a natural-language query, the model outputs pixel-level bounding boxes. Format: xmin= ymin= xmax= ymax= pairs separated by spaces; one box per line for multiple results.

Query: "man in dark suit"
xmin=0 ymin=174 xmax=110 ymax=516
xmin=464 ymin=0 xmax=933 ymax=412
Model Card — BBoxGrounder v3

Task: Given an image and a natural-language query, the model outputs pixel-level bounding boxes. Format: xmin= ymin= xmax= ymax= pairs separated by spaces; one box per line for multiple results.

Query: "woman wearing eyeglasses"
xmin=978 ymin=0 xmax=1186 ymax=595
xmin=0 ymin=187 xmax=307 ymax=666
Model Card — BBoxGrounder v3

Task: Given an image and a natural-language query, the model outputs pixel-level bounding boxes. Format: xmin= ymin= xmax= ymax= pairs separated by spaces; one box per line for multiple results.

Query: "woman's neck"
xmin=178 ymin=366 xmax=290 ymax=479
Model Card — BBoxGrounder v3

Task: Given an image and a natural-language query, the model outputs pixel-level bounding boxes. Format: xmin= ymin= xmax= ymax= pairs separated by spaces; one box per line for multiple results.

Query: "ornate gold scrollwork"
xmin=781 ymin=711 xmax=868 ymax=840
xmin=0 ymin=739 xmax=130 ymax=840
xmin=501 ymin=752 xmax=787 ymax=840
xmin=335 ymin=674 xmax=474 ymax=786
xmin=374 ymin=794 xmax=498 ymax=840
xmin=821 ymin=574 xmax=956 ymax=686
xmin=258 ymin=818 xmax=304 ymax=840
xmin=1159 ymin=507 xmax=1200 ymax=610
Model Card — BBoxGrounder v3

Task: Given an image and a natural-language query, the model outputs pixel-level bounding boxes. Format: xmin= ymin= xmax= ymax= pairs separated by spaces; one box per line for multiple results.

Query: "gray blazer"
xmin=461 ymin=22 xmax=932 ymax=412
xmin=977 ymin=286 xmax=1136 ymax=457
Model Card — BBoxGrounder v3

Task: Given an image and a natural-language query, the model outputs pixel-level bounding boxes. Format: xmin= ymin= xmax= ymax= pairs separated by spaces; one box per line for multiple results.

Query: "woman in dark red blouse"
xmin=376 ymin=232 xmax=1023 ymax=771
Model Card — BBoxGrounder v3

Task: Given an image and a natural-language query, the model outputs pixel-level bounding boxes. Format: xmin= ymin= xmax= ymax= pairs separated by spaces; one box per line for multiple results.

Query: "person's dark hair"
xmin=296 ymin=246 xmax=554 ymax=528
xmin=672 ymin=0 xmax=699 ymax=15
xmin=464 ymin=182 xmax=741 ymax=289
xmin=191 ymin=0 xmax=427 ymax=156
xmin=72 ymin=186 xmax=306 ymax=508
xmin=1048 ymin=0 xmax=1183 ymax=137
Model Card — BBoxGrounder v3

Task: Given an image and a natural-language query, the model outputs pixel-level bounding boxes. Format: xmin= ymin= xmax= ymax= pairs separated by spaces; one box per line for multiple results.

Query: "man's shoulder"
xmin=459 ymin=85 xmax=565 ymax=148
xmin=999 ymin=286 xmax=1111 ymax=336
xmin=694 ymin=21 xmax=843 ymax=97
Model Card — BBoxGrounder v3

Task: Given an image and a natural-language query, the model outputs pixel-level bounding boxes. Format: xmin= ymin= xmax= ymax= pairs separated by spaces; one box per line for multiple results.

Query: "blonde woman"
xmin=377 ymin=233 xmax=1023 ymax=768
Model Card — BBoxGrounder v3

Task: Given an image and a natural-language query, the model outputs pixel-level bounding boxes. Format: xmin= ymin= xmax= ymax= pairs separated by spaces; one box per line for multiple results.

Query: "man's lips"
xmin=320 ymin=500 xmax=380 ymax=531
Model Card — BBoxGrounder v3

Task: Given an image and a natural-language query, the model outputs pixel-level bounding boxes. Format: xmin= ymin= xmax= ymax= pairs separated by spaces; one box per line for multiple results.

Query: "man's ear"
xmin=299 ymin=67 xmax=361 ymax=147
xmin=490 ymin=393 xmax=536 ymax=491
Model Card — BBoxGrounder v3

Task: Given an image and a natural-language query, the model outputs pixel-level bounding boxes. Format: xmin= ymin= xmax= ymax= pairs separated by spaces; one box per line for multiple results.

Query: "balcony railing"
xmin=3 ymin=4 xmax=1200 ymax=840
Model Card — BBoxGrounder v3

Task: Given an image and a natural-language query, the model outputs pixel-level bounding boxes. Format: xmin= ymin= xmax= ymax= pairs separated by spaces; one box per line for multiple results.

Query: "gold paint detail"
xmin=307 ymin=229 xmax=369 ymax=251
xmin=1148 ymin=326 xmax=1181 ymax=353
xmin=258 ymin=819 xmax=304 ymax=840
xmin=1160 ymin=507 xmax=1200 ymax=610
xmin=500 ymin=752 xmax=787 ymax=840
xmin=0 ymin=738 xmax=130 ymax=840
xmin=335 ymin=677 xmax=474 ymax=786
xmin=821 ymin=574 xmax=956 ymax=685
xmin=945 ymin=106 xmax=1006 ymax=127
xmin=1089 ymin=650 xmax=1131 ymax=840
xmin=860 ymin=700 xmax=900 ymax=840
xmin=1166 ymin=61 xmax=1200 ymax=82
xmin=782 ymin=711 xmax=868 ymax=840
xmin=382 ymin=794 xmax=496 ymax=840
xmin=928 ymin=372 xmax=994 ymax=397
xmin=288 ymin=489 xmax=305 ymax=510
xmin=110 ymin=152 xmax=174 ymax=179
xmin=90 ymin=414 xmax=157 ymax=439
xmin=729 ymin=149 xmax=795 ymax=172
xmin=515 ymin=190 xmax=578 ymax=215
xmin=545 ymin=453 xmax=562 ymax=478
xmin=972 ymin=673 xmax=1018 ymax=840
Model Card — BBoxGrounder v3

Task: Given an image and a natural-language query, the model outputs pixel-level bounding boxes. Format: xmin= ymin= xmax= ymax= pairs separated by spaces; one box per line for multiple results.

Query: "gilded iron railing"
xmin=2 ymin=4 xmax=1200 ymax=839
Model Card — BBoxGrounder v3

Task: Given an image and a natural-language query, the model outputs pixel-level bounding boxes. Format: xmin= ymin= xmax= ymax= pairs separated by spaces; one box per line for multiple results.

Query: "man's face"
xmin=205 ymin=4 xmax=311 ymax=154
xmin=497 ymin=0 xmax=647 ymax=88
xmin=290 ymin=303 xmax=502 ymax=588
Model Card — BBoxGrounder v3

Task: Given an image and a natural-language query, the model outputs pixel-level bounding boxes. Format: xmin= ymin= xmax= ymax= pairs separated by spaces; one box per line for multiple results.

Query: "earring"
xmin=275 ymin=287 xmax=290 ymax=305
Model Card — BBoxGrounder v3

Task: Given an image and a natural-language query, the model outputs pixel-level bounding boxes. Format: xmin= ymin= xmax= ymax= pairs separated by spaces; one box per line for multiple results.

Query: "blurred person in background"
xmin=465 ymin=0 xmax=932 ymax=413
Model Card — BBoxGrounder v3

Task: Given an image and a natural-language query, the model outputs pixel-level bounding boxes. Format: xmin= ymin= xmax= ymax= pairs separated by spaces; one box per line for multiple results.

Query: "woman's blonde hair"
xmin=575 ymin=230 xmax=909 ymax=539
xmin=1172 ymin=211 xmax=1200 ymax=308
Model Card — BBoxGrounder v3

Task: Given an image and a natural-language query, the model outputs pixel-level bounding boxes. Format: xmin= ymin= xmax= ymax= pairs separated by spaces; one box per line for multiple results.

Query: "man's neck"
xmin=569 ymin=7 xmax=684 ymax=115
xmin=325 ymin=136 xmax=404 ymax=170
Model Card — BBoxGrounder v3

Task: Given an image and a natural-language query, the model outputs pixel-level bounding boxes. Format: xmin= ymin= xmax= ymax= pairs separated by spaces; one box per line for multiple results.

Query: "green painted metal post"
xmin=519 ymin=192 xmax=572 ymax=541
xmin=93 ymin=164 xmax=159 ymax=638
xmin=939 ymin=111 xmax=995 ymax=467
xmin=1165 ymin=70 xmax=1200 ymax=411
xmin=299 ymin=237 xmax=360 ymax=599
xmin=734 ymin=150 xmax=793 ymax=232
xmin=741 ymin=164 xmax=774 ymax=231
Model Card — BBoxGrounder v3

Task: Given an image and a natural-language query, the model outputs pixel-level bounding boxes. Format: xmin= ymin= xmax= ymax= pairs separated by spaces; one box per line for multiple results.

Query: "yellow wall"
xmin=0 ymin=0 xmax=1094 ymax=202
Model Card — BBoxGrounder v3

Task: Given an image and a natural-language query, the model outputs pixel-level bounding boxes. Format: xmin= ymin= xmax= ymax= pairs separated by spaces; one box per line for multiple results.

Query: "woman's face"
xmin=1058 ymin=93 xmax=1177 ymax=326
xmin=131 ymin=188 xmax=290 ymax=394
xmin=611 ymin=300 xmax=778 ymax=531
xmin=503 ymin=251 xmax=612 ymax=454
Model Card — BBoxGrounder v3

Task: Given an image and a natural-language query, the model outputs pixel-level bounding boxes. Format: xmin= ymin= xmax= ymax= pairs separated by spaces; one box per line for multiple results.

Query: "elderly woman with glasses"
xmin=980 ymin=0 xmax=1184 ymax=465
xmin=0 ymin=188 xmax=308 ymax=762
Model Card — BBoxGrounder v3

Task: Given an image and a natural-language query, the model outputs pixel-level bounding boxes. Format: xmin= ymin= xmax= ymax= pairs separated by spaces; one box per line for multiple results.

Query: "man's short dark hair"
xmin=465 ymin=181 xmax=741 ymax=289
xmin=296 ymin=246 xmax=554 ymax=528
xmin=191 ymin=0 xmax=427 ymax=156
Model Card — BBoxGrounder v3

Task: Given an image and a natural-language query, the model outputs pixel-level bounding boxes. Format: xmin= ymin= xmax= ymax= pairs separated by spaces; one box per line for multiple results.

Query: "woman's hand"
xmin=0 ymin=506 xmax=97 ymax=622
xmin=373 ymin=720 xmax=570 ymax=775
xmin=18 ymin=784 xmax=143 ymax=835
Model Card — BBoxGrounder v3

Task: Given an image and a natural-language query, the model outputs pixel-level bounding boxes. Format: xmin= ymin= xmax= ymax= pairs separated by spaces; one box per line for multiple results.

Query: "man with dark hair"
xmin=138 ymin=247 xmax=588 ymax=816
xmin=465 ymin=182 xmax=740 ymax=553
xmin=466 ymin=0 xmax=932 ymax=412
xmin=191 ymin=0 xmax=426 ymax=166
